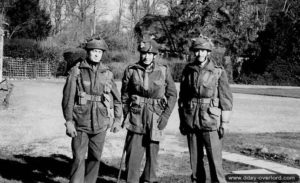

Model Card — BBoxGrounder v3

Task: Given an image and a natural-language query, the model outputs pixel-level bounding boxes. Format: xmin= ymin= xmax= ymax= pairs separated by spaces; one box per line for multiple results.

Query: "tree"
xmin=241 ymin=0 xmax=300 ymax=85
xmin=6 ymin=0 xmax=52 ymax=40
xmin=40 ymin=0 xmax=66 ymax=35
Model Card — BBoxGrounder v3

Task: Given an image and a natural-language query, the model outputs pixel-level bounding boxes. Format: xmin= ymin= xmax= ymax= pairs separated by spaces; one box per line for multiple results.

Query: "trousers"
xmin=69 ymin=130 xmax=106 ymax=183
xmin=187 ymin=130 xmax=226 ymax=183
xmin=125 ymin=130 xmax=159 ymax=183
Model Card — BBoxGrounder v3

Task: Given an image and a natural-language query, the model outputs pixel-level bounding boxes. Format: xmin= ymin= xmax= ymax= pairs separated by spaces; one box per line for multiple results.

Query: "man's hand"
xmin=65 ymin=121 xmax=77 ymax=138
xmin=110 ymin=120 xmax=121 ymax=133
xmin=218 ymin=122 xmax=228 ymax=139
xmin=123 ymin=104 xmax=129 ymax=117
xmin=157 ymin=115 xmax=168 ymax=130
xmin=179 ymin=125 xmax=188 ymax=136
xmin=218 ymin=126 xmax=224 ymax=139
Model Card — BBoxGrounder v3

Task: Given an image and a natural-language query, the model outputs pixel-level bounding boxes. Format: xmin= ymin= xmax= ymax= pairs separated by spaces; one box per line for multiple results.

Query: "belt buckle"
xmin=91 ymin=95 xmax=96 ymax=101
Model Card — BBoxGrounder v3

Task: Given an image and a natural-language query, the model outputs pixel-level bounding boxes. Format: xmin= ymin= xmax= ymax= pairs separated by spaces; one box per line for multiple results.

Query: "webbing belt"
xmin=191 ymin=98 xmax=212 ymax=104
xmin=131 ymin=95 xmax=161 ymax=105
xmin=85 ymin=94 xmax=102 ymax=102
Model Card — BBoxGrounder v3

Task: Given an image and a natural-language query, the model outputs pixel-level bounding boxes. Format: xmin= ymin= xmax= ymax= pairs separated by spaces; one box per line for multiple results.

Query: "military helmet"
xmin=138 ymin=39 xmax=159 ymax=54
xmin=190 ymin=36 xmax=214 ymax=52
xmin=85 ymin=38 xmax=108 ymax=51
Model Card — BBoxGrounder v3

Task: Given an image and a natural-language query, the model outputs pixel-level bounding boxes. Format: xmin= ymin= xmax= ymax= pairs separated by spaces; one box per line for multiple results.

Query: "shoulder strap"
xmin=213 ymin=67 xmax=223 ymax=100
xmin=159 ymin=65 xmax=167 ymax=84
xmin=73 ymin=62 xmax=84 ymax=93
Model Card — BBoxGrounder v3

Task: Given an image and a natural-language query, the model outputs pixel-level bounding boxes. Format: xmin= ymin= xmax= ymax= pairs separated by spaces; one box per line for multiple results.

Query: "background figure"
xmin=178 ymin=36 xmax=233 ymax=183
xmin=121 ymin=39 xmax=177 ymax=183
xmin=62 ymin=38 xmax=122 ymax=183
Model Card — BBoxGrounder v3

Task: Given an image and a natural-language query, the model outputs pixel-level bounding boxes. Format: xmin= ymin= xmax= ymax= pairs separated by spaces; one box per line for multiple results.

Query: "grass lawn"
xmin=231 ymin=87 xmax=300 ymax=98
xmin=224 ymin=132 xmax=300 ymax=168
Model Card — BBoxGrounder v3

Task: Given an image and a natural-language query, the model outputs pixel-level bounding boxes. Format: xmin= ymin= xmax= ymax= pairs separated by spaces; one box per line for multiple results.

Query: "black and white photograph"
xmin=0 ymin=0 xmax=299 ymax=183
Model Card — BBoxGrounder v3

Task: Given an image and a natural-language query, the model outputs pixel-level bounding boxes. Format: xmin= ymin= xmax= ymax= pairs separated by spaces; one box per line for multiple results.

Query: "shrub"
xmin=4 ymin=38 xmax=65 ymax=76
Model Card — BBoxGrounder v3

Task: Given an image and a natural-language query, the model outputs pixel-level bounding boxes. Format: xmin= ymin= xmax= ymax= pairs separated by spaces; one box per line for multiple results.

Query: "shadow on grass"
xmin=0 ymin=154 xmax=125 ymax=183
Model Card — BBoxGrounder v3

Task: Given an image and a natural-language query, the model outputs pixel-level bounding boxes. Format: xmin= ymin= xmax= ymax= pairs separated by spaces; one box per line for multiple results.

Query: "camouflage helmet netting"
xmin=190 ymin=35 xmax=214 ymax=52
xmin=138 ymin=39 xmax=159 ymax=54
xmin=85 ymin=38 xmax=108 ymax=51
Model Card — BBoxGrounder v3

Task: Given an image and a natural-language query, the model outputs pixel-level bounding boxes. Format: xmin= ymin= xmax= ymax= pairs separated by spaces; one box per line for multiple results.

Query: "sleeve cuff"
xmin=221 ymin=111 xmax=232 ymax=122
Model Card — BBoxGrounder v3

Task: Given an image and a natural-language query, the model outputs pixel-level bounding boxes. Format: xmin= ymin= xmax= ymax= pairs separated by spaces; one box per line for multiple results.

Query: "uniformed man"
xmin=62 ymin=38 xmax=122 ymax=183
xmin=121 ymin=39 xmax=177 ymax=183
xmin=178 ymin=36 xmax=233 ymax=183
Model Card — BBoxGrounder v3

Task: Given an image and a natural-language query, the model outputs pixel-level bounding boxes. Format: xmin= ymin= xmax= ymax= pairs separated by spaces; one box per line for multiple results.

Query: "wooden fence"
xmin=3 ymin=57 xmax=51 ymax=79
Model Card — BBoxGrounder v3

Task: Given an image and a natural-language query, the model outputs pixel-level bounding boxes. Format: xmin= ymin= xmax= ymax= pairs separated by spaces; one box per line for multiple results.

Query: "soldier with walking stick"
xmin=120 ymin=39 xmax=177 ymax=183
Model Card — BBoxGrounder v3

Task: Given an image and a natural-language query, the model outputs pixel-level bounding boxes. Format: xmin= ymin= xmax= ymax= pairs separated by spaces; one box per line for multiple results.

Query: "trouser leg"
xmin=70 ymin=131 xmax=89 ymax=183
xmin=142 ymin=138 xmax=159 ymax=182
xmin=203 ymin=131 xmax=226 ymax=183
xmin=125 ymin=131 xmax=145 ymax=183
xmin=187 ymin=132 xmax=205 ymax=183
xmin=85 ymin=130 xmax=107 ymax=183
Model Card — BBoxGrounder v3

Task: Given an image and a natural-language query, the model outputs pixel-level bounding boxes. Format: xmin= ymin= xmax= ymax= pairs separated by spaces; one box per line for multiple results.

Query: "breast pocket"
xmin=201 ymin=73 xmax=218 ymax=98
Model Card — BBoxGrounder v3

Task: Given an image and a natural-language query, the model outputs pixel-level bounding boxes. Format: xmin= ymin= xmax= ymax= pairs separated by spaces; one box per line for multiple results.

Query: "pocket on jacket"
xmin=200 ymin=107 xmax=220 ymax=130
xmin=129 ymin=104 xmax=143 ymax=127
xmin=202 ymin=84 xmax=214 ymax=97
xmin=73 ymin=104 xmax=90 ymax=125
xmin=153 ymin=103 xmax=163 ymax=116
xmin=180 ymin=101 xmax=197 ymax=129
xmin=96 ymin=103 xmax=110 ymax=127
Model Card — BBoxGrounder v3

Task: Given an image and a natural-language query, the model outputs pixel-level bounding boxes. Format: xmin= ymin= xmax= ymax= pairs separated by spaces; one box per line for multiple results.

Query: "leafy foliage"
xmin=4 ymin=38 xmax=64 ymax=76
xmin=6 ymin=0 xmax=52 ymax=40
xmin=135 ymin=1 xmax=266 ymax=61
xmin=240 ymin=0 xmax=300 ymax=85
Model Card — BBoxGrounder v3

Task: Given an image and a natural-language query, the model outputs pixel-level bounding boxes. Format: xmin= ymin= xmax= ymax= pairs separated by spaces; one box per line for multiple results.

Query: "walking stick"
xmin=117 ymin=113 xmax=129 ymax=183
xmin=117 ymin=139 xmax=126 ymax=183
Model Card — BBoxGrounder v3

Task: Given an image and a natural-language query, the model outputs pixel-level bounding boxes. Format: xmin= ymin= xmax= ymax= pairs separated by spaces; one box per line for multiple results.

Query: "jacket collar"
xmin=131 ymin=61 xmax=160 ymax=72
xmin=79 ymin=60 xmax=109 ymax=72
xmin=187 ymin=59 xmax=215 ymax=72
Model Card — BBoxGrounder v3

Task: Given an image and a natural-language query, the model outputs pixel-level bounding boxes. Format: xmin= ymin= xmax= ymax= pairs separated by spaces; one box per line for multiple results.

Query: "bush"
xmin=105 ymin=50 xmax=138 ymax=63
xmin=4 ymin=38 xmax=65 ymax=76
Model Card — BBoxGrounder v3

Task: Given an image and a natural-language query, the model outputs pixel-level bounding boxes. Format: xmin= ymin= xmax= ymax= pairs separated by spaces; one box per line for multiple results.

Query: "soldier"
xmin=62 ymin=38 xmax=122 ymax=183
xmin=121 ymin=39 xmax=177 ymax=183
xmin=178 ymin=36 xmax=233 ymax=183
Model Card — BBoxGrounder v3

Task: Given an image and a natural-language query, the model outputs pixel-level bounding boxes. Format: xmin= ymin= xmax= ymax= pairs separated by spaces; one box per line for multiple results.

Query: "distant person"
xmin=178 ymin=35 xmax=233 ymax=183
xmin=121 ymin=39 xmax=177 ymax=183
xmin=62 ymin=38 xmax=122 ymax=183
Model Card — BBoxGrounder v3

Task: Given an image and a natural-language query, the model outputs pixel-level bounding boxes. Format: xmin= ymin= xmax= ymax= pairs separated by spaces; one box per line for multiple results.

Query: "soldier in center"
xmin=121 ymin=39 xmax=177 ymax=183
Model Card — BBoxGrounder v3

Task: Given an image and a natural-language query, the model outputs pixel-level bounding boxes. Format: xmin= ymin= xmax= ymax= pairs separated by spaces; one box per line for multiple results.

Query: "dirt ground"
xmin=0 ymin=80 xmax=300 ymax=183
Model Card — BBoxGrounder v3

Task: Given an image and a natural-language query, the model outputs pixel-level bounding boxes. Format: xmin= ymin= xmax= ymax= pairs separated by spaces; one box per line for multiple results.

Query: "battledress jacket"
xmin=178 ymin=59 xmax=233 ymax=131
xmin=62 ymin=60 xmax=122 ymax=134
xmin=121 ymin=62 xmax=177 ymax=134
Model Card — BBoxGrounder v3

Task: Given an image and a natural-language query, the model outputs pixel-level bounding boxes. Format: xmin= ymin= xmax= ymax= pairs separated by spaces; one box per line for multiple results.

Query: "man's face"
xmin=88 ymin=49 xmax=103 ymax=63
xmin=195 ymin=49 xmax=210 ymax=63
xmin=141 ymin=52 xmax=156 ymax=65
